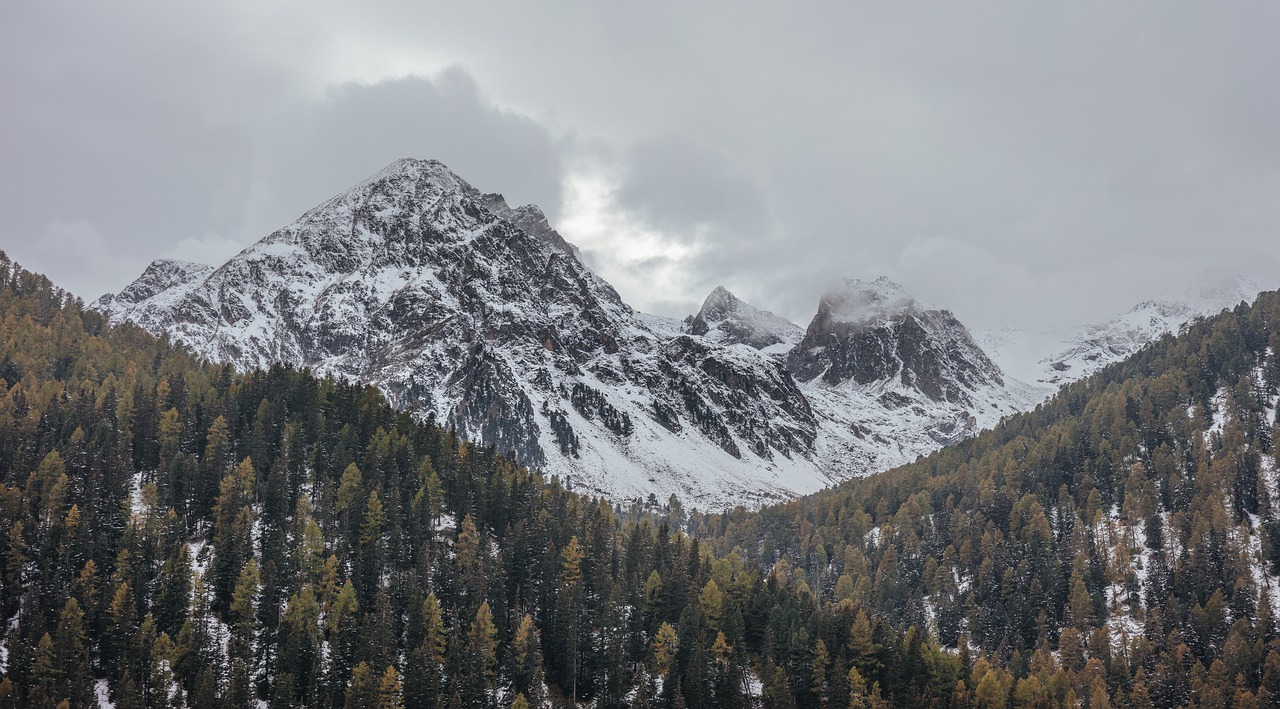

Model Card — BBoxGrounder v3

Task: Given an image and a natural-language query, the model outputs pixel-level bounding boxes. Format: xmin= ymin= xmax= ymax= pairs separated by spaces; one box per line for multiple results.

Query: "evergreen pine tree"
xmin=377 ymin=665 xmax=404 ymax=709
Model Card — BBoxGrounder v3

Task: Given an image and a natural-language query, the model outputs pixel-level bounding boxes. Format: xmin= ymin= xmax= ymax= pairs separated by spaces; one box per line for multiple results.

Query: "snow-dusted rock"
xmin=685 ymin=286 xmax=803 ymax=354
xmin=788 ymin=277 xmax=1004 ymax=402
xmin=784 ymin=277 xmax=1042 ymax=481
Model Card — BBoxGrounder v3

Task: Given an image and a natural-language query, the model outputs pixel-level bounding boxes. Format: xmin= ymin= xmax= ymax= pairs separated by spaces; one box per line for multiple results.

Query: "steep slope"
xmin=785 ymin=277 xmax=1042 ymax=477
xmin=94 ymin=159 xmax=829 ymax=506
xmin=976 ymin=273 xmax=1265 ymax=388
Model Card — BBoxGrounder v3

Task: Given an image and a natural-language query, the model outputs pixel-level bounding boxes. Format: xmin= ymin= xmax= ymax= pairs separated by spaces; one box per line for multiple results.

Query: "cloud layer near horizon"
xmin=3 ymin=2 xmax=1279 ymax=330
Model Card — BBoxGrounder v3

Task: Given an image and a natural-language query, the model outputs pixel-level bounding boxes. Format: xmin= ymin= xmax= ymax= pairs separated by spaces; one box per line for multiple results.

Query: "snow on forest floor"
xmin=95 ymin=679 xmax=115 ymax=709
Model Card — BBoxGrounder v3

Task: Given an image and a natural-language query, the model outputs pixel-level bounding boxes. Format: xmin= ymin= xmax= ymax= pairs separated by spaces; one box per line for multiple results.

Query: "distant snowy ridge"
xmin=976 ymin=274 xmax=1266 ymax=389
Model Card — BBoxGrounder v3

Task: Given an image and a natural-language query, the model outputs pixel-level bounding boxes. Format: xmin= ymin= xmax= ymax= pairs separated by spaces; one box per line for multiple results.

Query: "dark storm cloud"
xmin=3 ymin=1 xmax=1279 ymax=331
xmin=0 ymin=3 xmax=562 ymax=299
xmin=243 ymin=70 xmax=563 ymax=243
xmin=615 ymin=136 xmax=770 ymax=236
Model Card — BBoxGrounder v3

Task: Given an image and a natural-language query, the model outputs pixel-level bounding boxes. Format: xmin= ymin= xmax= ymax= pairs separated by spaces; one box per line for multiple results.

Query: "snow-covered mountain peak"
xmin=95 ymin=159 xmax=839 ymax=507
xmin=357 ymin=157 xmax=470 ymax=193
xmin=686 ymin=286 xmax=802 ymax=352
xmin=789 ymin=276 xmax=1003 ymax=405
xmin=702 ymin=285 xmax=736 ymax=310
xmin=784 ymin=275 xmax=1035 ymax=485
xmin=132 ymin=258 xmax=212 ymax=291
xmin=91 ymin=258 xmax=214 ymax=315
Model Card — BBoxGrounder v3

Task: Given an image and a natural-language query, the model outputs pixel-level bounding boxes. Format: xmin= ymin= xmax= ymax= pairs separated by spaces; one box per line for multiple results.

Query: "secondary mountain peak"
xmin=91 ymin=258 xmax=214 ymax=317
xmin=686 ymin=286 xmax=802 ymax=352
xmin=789 ymin=276 xmax=1001 ymax=401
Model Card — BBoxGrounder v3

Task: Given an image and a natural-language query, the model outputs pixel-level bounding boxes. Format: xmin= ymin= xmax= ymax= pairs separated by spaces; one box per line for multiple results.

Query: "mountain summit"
xmin=788 ymin=277 xmax=1004 ymax=402
xmin=779 ymin=277 xmax=1039 ymax=479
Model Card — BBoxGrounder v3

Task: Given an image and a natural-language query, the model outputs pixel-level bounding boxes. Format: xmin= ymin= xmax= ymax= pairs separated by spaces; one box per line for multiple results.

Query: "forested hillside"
xmin=695 ymin=291 xmax=1280 ymax=707
xmin=6 ymin=245 xmax=1280 ymax=709
xmin=0 ymin=254 xmax=969 ymax=709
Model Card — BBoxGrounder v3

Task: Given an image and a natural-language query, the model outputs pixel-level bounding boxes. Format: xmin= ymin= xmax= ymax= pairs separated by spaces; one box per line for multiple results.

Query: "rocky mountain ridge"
xmin=684 ymin=286 xmax=802 ymax=354
xmin=94 ymin=158 xmax=1267 ymax=506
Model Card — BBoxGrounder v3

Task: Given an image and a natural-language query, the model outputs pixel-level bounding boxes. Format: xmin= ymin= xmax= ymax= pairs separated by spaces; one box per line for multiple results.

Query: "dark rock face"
xmin=787 ymin=279 xmax=1003 ymax=405
xmin=660 ymin=335 xmax=816 ymax=460
xmin=446 ymin=342 xmax=545 ymax=467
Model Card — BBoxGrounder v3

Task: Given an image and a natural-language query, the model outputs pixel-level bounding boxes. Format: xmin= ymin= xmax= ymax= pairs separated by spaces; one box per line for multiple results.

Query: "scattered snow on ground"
xmin=95 ymin=679 xmax=115 ymax=708
xmin=745 ymin=670 xmax=763 ymax=699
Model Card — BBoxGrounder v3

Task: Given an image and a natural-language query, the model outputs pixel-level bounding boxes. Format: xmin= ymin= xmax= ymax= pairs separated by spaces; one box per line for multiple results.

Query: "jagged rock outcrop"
xmin=780 ymin=277 xmax=1040 ymax=480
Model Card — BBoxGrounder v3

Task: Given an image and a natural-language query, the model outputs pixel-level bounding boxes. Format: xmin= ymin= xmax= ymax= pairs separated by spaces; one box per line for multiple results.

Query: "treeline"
xmin=694 ymin=291 xmax=1280 ymax=707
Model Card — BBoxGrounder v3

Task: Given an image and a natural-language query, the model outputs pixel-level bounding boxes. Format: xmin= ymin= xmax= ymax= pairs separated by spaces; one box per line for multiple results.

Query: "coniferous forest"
xmin=2 ymin=246 xmax=1280 ymax=709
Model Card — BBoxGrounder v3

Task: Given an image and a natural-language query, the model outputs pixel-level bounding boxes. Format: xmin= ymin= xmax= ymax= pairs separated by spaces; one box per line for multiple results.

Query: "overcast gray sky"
xmin=3 ymin=1 xmax=1278 ymax=330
